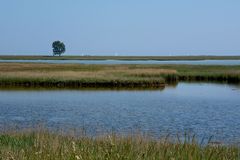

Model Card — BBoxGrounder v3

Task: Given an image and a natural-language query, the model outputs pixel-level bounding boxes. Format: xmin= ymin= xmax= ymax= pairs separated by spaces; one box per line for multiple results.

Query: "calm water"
xmin=1 ymin=59 xmax=240 ymax=65
xmin=0 ymin=83 xmax=240 ymax=143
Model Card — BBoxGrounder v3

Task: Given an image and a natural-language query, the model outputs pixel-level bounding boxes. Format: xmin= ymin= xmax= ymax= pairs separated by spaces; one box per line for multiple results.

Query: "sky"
xmin=0 ymin=0 xmax=240 ymax=56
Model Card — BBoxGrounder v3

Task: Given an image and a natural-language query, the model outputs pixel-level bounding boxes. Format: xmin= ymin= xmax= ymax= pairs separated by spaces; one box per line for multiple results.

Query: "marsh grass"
xmin=0 ymin=131 xmax=239 ymax=160
xmin=0 ymin=63 xmax=240 ymax=88
xmin=0 ymin=63 xmax=169 ymax=88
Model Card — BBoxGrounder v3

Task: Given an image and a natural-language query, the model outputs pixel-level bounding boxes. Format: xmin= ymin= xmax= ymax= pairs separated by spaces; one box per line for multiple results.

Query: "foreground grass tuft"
xmin=0 ymin=131 xmax=239 ymax=159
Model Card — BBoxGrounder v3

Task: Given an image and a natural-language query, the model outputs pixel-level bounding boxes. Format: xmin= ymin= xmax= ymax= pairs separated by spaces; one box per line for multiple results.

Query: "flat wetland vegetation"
xmin=0 ymin=131 xmax=239 ymax=160
xmin=0 ymin=62 xmax=240 ymax=88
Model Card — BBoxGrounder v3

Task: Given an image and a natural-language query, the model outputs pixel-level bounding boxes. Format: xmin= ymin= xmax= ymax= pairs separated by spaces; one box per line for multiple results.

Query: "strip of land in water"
xmin=1 ymin=55 xmax=240 ymax=60
xmin=0 ymin=131 xmax=238 ymax=159
xmin=0 ymin=63 xmax=239 ymax=88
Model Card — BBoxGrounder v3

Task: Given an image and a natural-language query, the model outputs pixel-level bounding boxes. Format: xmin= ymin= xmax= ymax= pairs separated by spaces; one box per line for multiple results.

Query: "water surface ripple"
xmin=0 ymin=83 xmax=240 ymax=144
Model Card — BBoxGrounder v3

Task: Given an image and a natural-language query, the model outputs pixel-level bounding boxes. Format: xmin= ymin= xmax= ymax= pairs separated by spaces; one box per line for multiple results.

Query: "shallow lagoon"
xmin=0 ymin=83 xmax=240 ymax=143
xmin=1 ymin=59 xmax=240 ymax=65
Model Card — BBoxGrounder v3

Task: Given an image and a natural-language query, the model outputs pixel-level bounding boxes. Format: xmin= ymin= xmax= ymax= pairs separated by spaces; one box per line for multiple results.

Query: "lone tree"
xmin=52 ymin=41 xmax=66 ymax=56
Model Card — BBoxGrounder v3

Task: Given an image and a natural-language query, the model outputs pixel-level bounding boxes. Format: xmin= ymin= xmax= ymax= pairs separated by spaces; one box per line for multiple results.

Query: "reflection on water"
xmin=0 ymin=83 xmax=240 ymax=143
xmin=0 ymin=86 xmax=166 ymax=91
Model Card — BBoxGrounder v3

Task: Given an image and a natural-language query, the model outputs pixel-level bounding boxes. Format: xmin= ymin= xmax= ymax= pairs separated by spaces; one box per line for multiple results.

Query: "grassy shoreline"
xmin=0 ymin=131 xmax=239 ymax=159
xmin=0 ymin=63 xmax=239 ymax=88
xmin=1 ymin=55 xmax=240 ymax=60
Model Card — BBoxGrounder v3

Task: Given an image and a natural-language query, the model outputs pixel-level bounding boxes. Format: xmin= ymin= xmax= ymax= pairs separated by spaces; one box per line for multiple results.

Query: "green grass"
xmin=0 ymin=77 xmax=165 ymax=89
xmin=135 ymin=64 xmax=240 ymax=83
xmin=0 ymin=131 xmax=239 ymax=160
xmin=1 ymin=55 xmax=240 ymax=60
xmin=0 ymin=63 xmax=239 ymax=88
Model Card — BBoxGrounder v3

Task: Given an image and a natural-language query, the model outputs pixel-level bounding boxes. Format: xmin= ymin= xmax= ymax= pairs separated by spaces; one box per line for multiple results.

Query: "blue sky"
xmin=0 ymin=0 xmax=240 ymax=56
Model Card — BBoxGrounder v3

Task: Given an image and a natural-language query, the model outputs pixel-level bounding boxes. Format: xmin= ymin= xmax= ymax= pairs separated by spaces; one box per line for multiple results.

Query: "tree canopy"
xmin=52 ymin=41 xmax=66 ymax=56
